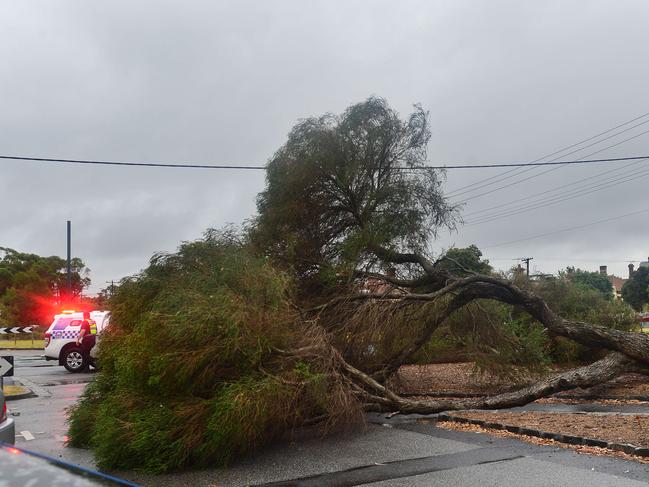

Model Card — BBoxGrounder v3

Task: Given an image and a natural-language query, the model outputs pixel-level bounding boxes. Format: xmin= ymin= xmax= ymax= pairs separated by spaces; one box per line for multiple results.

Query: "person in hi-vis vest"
xmin=76 ymin=311 xmax=97 ymax=366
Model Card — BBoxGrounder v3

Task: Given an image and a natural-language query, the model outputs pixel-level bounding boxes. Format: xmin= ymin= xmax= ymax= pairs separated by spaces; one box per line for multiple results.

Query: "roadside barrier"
xmin=0 ymin=326 xmax=43 ymax=349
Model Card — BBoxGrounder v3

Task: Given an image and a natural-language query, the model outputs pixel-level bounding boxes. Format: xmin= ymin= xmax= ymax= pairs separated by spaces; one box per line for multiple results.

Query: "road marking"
xmin=19 ymin=430 xmax=35 ymax=441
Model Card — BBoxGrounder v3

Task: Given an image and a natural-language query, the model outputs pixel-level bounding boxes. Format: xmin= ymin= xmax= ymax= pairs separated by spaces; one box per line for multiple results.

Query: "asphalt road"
xmin=5 ymin=349 xmax=96 ymax=468
xmin=5 ymin=349 xmax=649 ymax=486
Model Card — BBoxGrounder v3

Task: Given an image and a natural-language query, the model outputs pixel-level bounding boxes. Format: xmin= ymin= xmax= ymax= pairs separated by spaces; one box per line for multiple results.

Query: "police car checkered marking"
xmin=53 ymin=330 xmax=80 ymax=339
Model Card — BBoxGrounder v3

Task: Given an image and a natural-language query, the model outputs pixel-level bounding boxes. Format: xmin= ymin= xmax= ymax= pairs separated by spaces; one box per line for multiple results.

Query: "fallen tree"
xmin=68 ymin=98 xmax=649 ymax=472
xmin=303 ymin=264 xmax=649 ymax=414
xmin=250 ymin=96 xmax=647 ymax=412
xmin=67 ymin=233 xmax=649 ymax=473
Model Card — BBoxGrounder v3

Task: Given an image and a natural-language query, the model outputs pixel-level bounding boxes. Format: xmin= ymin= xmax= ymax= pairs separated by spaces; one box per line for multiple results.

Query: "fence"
xmin=0 ymin=326 xmax=44 ymax=349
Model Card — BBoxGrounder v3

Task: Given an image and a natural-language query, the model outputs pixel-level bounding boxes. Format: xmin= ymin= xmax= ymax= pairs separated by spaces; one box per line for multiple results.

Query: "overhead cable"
xmin=2 ymin=154 xmax=649 ymax=171
xmin=445 ymin=110 xmax=649 ymax=197
xmin=482 ymin=207 xmax=649 ymax=249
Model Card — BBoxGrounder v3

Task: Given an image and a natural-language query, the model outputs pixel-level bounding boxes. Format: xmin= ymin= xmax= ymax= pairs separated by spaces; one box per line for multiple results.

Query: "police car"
xmin=43 ymin=310 xmax=109 ymax=372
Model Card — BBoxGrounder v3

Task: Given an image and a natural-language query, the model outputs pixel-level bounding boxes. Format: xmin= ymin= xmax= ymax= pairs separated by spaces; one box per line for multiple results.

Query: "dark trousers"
xmin=80 ymin=335 xmax=96 ymax=362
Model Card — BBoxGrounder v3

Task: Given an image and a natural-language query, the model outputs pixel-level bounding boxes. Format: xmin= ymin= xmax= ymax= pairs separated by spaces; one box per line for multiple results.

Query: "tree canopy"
xmin=622 ymin=266 xmax=649 ymax=311
xmin=0 ymin=247 xmax=89 ymax=327
xmin=254 ymin=96 xmax=458 ymax=285
xmin=562 ymin=267 xmax=614 ymax=299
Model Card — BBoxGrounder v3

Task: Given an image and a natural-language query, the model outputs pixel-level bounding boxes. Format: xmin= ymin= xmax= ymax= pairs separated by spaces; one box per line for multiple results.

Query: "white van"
xmin=43 ymin=310 xmax=109 ymax=372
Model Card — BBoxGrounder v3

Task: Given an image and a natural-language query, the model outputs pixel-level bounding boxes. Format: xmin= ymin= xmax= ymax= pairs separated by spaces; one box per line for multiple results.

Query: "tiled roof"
xmin=608 ymin=275 xmax=627 ymax=292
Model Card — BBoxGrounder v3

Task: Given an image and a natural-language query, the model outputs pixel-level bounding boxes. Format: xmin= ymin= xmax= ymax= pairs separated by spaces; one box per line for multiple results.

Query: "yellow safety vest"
xmin=88 ymin=319 xmax=97 ymax=335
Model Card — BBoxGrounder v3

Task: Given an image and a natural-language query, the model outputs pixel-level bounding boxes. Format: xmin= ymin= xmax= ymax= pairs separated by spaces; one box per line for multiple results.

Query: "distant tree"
xmin=622 ymin=267 xmax=649 ymax=311
xmin=436 ymin=245 xmax=491 ymax=277
xmin=0 ymin=247 xmax=90 ymax=326
xmin=562 ymin=267 xmax=613 ymax=299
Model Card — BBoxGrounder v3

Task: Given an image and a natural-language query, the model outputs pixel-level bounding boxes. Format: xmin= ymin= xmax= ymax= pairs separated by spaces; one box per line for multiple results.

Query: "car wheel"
xmin=63 ymin=348 xmax=86 ymax=373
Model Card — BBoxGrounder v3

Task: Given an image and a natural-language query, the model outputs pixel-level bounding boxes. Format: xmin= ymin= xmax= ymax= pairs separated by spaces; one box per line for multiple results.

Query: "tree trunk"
xmin=336 ymin=351 xmax=642 ymax=414
xmin=367 ymin=275 xmax=649 ymax=380
xmin=316 ymin=274 xmax=649 ymax=416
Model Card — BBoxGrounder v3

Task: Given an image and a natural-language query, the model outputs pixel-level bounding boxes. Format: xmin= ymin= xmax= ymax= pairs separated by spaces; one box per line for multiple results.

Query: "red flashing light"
xmin=6 ymin=447 xmax=21 ymax=455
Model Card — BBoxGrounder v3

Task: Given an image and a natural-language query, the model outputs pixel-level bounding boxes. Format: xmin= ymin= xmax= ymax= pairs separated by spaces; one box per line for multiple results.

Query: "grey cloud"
xmin=1 ymin=0 xmax=648 ymax=292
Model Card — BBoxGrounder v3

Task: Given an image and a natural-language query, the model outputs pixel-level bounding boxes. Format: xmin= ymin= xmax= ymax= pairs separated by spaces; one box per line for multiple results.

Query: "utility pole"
xmin=520 ymin=257 xmax=533 ymax=277
xmin=105 ymin=280 xmax=116 ymax=296
xmin=67 ymin=220 xmax=72 ymax=301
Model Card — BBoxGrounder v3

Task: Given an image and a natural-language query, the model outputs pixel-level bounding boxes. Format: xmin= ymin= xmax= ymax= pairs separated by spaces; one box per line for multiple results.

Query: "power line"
xmin=445 ymin=110 xmax=649 ymax=197
xmin=465 ymin=160 xmax=649 ymax=225
xmin=449 ymin=116 xmax=649 ymax=198
xmin=452 ymin=127 xmax=649 ymax=204
xmin=452 ymin=120 xmax=649 ymax=201
xmin=488 ymin=257 xmax=643 ymax=263
xmin=2 ymin=154 xmax=649 ymax=171
xmin=482 ymin=207 xmax=649 ymax=249
xmin=0 ymin=155 xmax=266 ymax=170
xmin=463 ymin=158 xmax=646 ymax=218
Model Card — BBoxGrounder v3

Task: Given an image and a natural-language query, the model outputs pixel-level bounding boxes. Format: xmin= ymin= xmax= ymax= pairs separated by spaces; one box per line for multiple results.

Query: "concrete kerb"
xmin=401 ymin=391 xmax=649 ymax=402
xmin=438 ymin=413 xmax=649 ymax=458
xmin=10 ymin=376 xmax=50 ymax=398
xmin=2 ymin=384 xmax=35 ymax=401
xmin=0 ymin=347 xmax=44 ymax=351
xmin=2 ymin=377 xmax=37 ymax=401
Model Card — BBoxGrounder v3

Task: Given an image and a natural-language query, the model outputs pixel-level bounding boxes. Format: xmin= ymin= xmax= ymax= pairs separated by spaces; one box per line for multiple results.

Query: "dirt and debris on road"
xmin=451 ymin=411 xmax=649 ymax=447
xmin=391 ymin=362 xmax=649 ymax=399
xmin=393 ymin=362 xmax=649 ymax=465
xmin=437 ymin=420 xmax=649 ymax=464
xmin=390 ymin=362 xmax=516 ymax=395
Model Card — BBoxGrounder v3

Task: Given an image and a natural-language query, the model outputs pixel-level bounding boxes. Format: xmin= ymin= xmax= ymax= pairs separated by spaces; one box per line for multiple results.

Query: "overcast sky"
xmin=1 ymin=0 xmax=648 ymax=293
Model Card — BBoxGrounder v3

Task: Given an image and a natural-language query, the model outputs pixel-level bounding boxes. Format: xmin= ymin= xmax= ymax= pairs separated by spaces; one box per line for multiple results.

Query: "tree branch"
xmin=342 ymin=352 xmax=640 ymax=415
xmin=317 ymin=274 xmax=649 ymax=379
xmin=366 ymin=243 xmax=437 ymax=275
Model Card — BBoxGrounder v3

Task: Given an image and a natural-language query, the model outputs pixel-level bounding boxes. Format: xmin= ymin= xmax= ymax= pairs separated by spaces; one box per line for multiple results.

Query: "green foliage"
xmin=0 ymin=247 xmax=89 ymax=327
xmin=491 ymin=275 xmax=639 ymax=366
xmin=467 ymin=319 xmax=552 ymax=381
xmin=561 ymin=267 xmax=613 ymax=299
xmin=67 ymin=230 xmax=361 ymax=473
xmin=442 ymin=300 xmax=552 ymax=378
xmin=253 ymin=97 xmax=458 ymax=281
xmin=532 ymin=277 xmax=636 ymax=332
xmin=622 ymin=267 xmax=649 ymax=311
xmin=412 ymin=274 xmax=638 ymax=377
xmin=437 ymin=245 xmax=492 ymax=277
xmin=409 ymin=328 xmax=465 ymax=364
xmin=486 ymin=319 xmax=550 ymax=372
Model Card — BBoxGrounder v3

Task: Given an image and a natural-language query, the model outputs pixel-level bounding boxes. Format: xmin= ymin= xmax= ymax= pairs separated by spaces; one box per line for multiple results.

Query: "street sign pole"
xmin=67 ymin=220 xmax=72 ymax=302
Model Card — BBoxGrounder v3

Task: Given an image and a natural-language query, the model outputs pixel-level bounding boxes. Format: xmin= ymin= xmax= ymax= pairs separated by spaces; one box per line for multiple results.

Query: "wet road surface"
xmin=5 ymin=349 xmax=649 ymax=486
